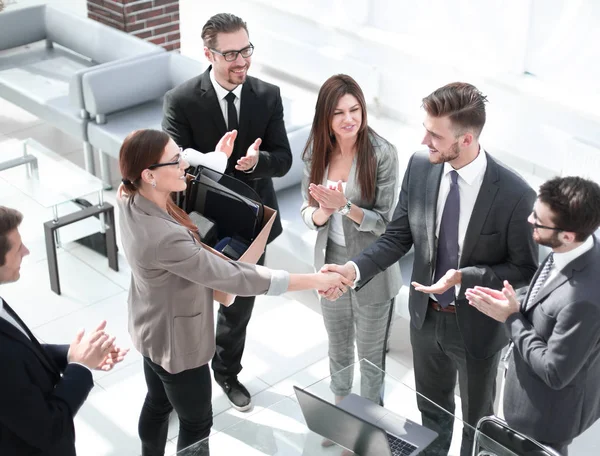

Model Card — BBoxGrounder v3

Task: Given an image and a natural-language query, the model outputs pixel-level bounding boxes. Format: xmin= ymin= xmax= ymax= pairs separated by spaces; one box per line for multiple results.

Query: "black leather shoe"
xmin=219 ymin=378 xmax=252 ymax=412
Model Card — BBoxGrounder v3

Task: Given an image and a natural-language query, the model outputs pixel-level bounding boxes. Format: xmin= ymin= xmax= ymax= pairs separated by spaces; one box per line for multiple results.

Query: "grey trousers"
xmin=322 ymin=241 xmax=394 ymax=404
xmin=411 ymin=307 xmax=501 ymax=456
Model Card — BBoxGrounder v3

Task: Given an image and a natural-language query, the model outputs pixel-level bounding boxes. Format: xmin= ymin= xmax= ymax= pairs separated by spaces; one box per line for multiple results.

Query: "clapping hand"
xmin=465 ymin=280 xmax=520 ymax=322
xmin=215 ymin=130 xmax=238 ymax=158
xmin=236 ymin=138 xmax=261 ymax=171
xmin=96 ymin=345 xmax=129 ymax=372
xmin=309 ymin=181 xmax=346 ymax=211
xmin=67 ymin=320 xmax=129 ymax=371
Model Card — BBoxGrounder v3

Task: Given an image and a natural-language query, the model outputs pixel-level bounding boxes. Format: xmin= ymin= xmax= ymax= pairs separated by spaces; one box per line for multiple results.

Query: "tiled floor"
xmin=2 ymin=93 xmax=598 ymax=455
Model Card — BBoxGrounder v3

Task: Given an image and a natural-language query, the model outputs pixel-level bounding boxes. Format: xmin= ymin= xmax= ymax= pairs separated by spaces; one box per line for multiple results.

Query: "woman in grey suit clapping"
xmin=301 ymin=74 xmax=402 ymax=411
xmin=117 ymin=129 xmax=350 ymax=456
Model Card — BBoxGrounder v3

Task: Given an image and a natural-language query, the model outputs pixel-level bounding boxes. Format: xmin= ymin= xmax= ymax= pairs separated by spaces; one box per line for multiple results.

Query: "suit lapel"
xmin=526 ymin=240 xmax=598 ymax=312
xmin=343 ymin=157 xmax=359 ymax=200
xmin=526 ymin=270 xmax=569 ymax=312
xmin=199 ymin=67 xmax=227 ymax=138
xmin=0 ymin=301 xmax=60 ymax=374
xmin=459 ymin=153 xmax=499 ymax=268
xmin=426 ymin=164 xmax=443 ymax=265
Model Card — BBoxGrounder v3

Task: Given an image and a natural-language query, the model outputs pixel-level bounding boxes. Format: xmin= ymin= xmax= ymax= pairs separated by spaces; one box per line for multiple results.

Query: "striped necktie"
xmin=525 ymin=253 xmax=554 ymax=311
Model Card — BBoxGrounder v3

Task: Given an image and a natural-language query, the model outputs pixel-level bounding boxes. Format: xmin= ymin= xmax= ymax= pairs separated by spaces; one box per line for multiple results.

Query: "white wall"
xmin=178 ymin=0 xmax=600 ymax=184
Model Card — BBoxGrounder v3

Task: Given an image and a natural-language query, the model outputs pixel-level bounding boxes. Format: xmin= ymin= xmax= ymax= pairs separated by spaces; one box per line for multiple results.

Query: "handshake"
xmin=314 ymin=262 xmax=357 ymax=301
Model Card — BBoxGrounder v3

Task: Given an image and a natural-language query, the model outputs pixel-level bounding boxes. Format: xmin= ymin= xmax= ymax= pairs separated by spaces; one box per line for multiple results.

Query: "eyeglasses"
xmin=530 ymin=212 xmax=563 ymax=231
xmin=209 ymin=43 xmax=254 ymax=62
xmin=148 ymin=150 xmax=182 ymax=170
xmin=531 ymin=222 xmax=563 ymax=232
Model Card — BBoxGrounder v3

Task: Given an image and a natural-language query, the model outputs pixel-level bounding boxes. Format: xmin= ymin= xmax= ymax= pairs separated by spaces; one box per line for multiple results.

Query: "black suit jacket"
xmin=162 ymin=67 xmax=292 ymax=243
xmin=0 ymin=301 xmax=93 ymax=456
xmin=353 ymin=151 xmax=538 ymax=359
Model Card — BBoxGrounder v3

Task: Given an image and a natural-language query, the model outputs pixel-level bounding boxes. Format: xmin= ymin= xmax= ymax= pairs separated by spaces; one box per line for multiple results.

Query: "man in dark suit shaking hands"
xmin=0 ymin=206 xmax=128 ymax=456
xmin=467 ymin=176 xmax=600 ymax=456
xmin=323 ymin=83 xmax=538 ymax=455
xmin=162 ymin=13 xmax=292 ymax=412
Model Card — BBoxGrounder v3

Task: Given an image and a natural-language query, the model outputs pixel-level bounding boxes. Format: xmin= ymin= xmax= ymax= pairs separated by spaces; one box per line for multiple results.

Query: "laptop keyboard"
xmin=387 ymin=434 xmax=418 ymax=456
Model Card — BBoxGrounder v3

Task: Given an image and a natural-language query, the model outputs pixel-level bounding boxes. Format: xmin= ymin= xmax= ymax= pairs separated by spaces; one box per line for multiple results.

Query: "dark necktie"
xmin=225 ymin=91 xmax=238 ymax=131
xmin=434 ymin=170 xmax=460 ymax=308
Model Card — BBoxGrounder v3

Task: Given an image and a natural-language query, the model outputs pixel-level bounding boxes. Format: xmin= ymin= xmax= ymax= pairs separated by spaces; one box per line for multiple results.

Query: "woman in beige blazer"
xmin=301 ymin=75 xmax=401 ymax=417
xmin=117 ymin=129 xmax=348 ymax=456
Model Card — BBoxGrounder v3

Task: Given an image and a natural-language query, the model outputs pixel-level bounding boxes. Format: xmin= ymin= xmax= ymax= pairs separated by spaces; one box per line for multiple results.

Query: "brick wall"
xmin=87 ymin=0 xmax=180 ymax=51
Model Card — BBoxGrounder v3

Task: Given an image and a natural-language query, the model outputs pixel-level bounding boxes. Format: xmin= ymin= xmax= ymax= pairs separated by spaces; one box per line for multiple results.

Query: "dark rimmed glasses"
xmin=530 ymin=212 xmax=563 ymax=231
xmin=209 ymin=43 xmax=254 ymax=62
xmin=531 ymin=222 xmax=563 ymax=232
xmin=148 ymin=149 xmax=182 ymax=170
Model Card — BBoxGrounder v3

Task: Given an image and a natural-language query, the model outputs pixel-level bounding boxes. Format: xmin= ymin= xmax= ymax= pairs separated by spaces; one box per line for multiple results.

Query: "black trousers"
xmin=211 ymin=252 xmax=265 ymax=384
xmin=139 ymin=357 xmax=212 ymax=456
xmin=411 ymin=307 xmax=501 ymax=456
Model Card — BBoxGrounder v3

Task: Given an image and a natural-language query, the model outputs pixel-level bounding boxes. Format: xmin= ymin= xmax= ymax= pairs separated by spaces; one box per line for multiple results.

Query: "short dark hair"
xmin=0 ymin=206 xmax=23 ymax=266
xmin=201 ymin=13 xmax=248 ymax=49
xmin=422 ymin=82 xmax=488 ymax=138
xmin=538 ymin=176 xmax=600 ymax=242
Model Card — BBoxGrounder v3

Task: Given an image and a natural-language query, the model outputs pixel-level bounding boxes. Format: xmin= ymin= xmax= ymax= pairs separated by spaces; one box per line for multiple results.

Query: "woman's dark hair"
xmin=118 ymin=129 xmax=198 ymax=235
xmin=302 ymin=74 xmax=376 ymax=206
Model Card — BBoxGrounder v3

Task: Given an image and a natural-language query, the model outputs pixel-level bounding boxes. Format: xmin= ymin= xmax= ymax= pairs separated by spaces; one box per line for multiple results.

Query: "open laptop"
xmin=294 ymin=386 xmax=438 ymax=456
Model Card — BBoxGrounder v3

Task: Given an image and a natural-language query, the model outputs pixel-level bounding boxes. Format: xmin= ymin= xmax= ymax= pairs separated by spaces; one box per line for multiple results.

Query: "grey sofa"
xmin=0 ymin=4 xmax=163 ymax=174
xmin=81 ymin=51 xmax=311 ymax=189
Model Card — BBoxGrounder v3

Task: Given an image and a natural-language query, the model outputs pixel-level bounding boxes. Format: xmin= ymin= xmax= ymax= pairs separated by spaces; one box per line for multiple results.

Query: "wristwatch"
xmin=338 ymin=199 xmax=352 ymax=216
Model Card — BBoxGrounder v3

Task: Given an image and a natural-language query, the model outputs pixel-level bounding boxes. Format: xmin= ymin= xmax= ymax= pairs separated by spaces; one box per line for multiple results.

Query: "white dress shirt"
xmin=351 ymin=149 xmax=488 ymax=294
xmin=435 ymin=149 xmax=487 ymax=267
xmin=209 ymin=69 xmax=242 ymax=127
xmin=209 ymin=69 xmax=258 ymax=172
xmin=0 ymin=298 xmax=30 ymax=339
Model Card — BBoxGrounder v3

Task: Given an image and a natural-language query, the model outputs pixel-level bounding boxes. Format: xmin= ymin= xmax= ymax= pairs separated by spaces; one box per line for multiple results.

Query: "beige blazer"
xmin=300 ymin=134 xmax=402 ymax=304
xmin=118 ymin=193 xmax=287 ymax=374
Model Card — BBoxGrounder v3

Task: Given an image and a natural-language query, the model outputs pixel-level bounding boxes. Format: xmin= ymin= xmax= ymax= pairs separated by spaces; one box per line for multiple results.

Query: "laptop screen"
xmin=294 ymin=386 xmax=392 ymax=456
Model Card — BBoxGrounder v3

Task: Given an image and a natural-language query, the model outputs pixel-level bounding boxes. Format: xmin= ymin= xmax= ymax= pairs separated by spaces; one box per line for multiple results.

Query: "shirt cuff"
xmin=243 ymin=153 xmax=259 ymax=173
xmin=266 ymin=269 xmax=290 ymax=296
xmin=69 ymin=361 xmax=92 ymax=372
xmin=349 ymin=261 xmax=361 ymax=289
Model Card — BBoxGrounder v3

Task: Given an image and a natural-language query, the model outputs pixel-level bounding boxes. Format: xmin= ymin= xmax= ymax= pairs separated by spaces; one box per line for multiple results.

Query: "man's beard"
xmin=535 ymin=231 xmax=563 ymax=249
xmin=429 ymin=141 xmax=460 ymax=164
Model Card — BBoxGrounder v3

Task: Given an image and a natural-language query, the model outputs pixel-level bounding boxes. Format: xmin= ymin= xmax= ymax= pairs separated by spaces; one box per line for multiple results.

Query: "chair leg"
xmin=83 ymin=142 xmax=95 ymax=175
xmin=99 ymin=150 xmax=113 ymax=190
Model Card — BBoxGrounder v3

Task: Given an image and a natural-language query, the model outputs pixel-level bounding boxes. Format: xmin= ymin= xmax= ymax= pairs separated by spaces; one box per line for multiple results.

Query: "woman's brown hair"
xmin=302 ymin=74 xmax=377 ymax=206
xmin=118 ymin=129 xmax=198 ymax=235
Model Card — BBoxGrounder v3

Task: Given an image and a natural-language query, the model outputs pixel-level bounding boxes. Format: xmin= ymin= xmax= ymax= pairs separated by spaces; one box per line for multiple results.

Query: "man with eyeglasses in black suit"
xmin=162 ymin=13 xmax=292 ymax=412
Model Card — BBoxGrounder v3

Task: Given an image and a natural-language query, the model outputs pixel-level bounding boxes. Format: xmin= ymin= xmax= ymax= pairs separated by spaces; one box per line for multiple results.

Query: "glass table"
xmin=170 ymin=359 xmax=553 ymax=456
xmin=0 ymin=138 xmax=118 ymax=294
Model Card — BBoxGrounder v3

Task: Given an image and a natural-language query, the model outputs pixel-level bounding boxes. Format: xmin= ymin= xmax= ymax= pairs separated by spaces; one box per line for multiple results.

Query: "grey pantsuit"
xmin=301 ymin=134 xmax=402 ymax=404
xmin=323 ymin=240 xmax=394 ymax=403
